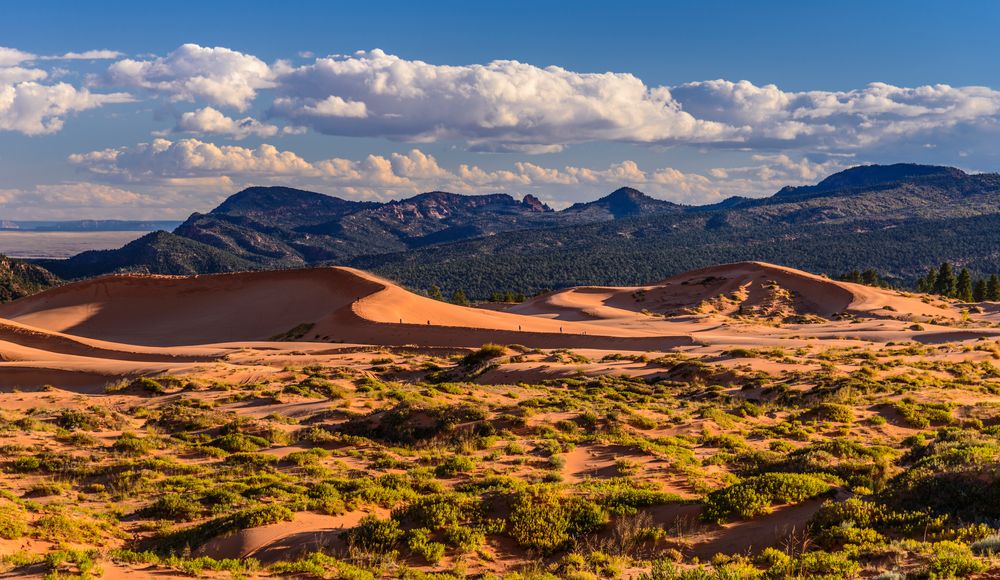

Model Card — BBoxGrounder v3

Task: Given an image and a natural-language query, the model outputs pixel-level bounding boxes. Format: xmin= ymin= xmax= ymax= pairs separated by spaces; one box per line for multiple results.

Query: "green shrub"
xmin=926 ymin=540 xmax=987 ymax=577
xmin=392 ymin=493 xmax=476 ymax=530
xmin=809 ymin=402 xmax=855 ymax=423
xmin=8 ymin=456 xmax=41 ymax=472
xmin=703 ymin=473 xmax=836 ymax=523
xmin=894 ymin=400 xmax=955 ymax=428
xmin=140 ymin=494 xmax=204 ymax=521
xmin=0 ymin=503 xmax=28 ymax=539
xmin=508 ymin=485 xmax=608 ymax=553
xmin=442 ymin=525 xmax=484 ymax=553
xmin=434 ymin=455 xmax=476 ymax=477
xmin=112 ymin=433 xmax=159 ymax=455
xmin=211 ymin=432 xmax=269 ymax=453
xmin=306 ymin=482 xmax=347 ymax=515
xmin=461 ymin=344 xmax=506 ymax=367
xmin=344 ymin=516 xmax=403 ymax=554
xmin=283 ymin=376 xmax=346 ymax=399
xmin=134 ymin=377 xmax=166 ymax=394
xmin=43 ymin=548 xmax=101 ymax=578
xmin=33 ymin=511 xmax=110 ymax=544
xmin=269 ymin=552 xmax=374 ymax=580
xmin=406 ymin=528 xmax=445 ymax=564
xmin=794 ymin=550 xmax=860 ymax=578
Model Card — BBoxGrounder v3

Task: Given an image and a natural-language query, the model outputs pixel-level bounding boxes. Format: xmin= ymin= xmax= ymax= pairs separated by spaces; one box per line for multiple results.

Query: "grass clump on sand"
xmin=460 ymin=343 xmax=507 ymax=367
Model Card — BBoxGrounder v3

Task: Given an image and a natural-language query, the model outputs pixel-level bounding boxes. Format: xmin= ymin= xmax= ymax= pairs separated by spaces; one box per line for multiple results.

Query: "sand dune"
xmin=512 ymin=261 xmax=956 ymax=322
xmin=195 ymin=511 xmax=380 ymax=562
xmin=0 ymin=267 xmax=689 ymax=350
xmin=0 ymin=318 xmax=217 ymax=362
xmin=0 ymin=261 xmax=983 ymax=390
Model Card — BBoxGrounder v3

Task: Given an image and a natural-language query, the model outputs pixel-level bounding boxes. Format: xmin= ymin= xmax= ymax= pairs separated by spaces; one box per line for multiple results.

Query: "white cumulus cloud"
xmin=174 ymin=106 xmax=280 ymax=139
xmin=670 ymin=79 xmax=1000 ymax=149
xmin=0 ymin=47 xmax=35 ymax=67
xmin=53 ymin=50 xmax=124 ymax=60
xmin=269 ymin=49 xmax=737 ymax=149
xmin=0 ymin=81 xmax=133 ymax=135
xmin=106 ymin=44 xmax=274 ymax=110
xmin=69 ymin=138 xmax=316 ymax=181
xmin=0 ymin=46 xmax=134 ymax=135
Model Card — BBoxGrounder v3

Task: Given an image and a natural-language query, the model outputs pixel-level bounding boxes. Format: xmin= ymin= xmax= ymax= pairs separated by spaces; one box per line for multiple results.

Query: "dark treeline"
xmin=427 ymin=263 xmax=1000 ymax=306
xmin=916 ymin=262 xmax=1000 ymax=302
xmin=426 ymin=284 xmax=533 ymax=305
xmin=836 ymin=269 xmax=893 ymax=289
xmin=356 ymin=212 xmax=1000 ymax=300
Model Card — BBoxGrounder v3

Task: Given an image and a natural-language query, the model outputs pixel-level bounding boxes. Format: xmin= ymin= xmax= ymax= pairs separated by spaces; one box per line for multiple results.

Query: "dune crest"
xmin=512 ymin=261 xmax=955 ymax=323
xmin=0 ymin=267 xmax=687 ymax=349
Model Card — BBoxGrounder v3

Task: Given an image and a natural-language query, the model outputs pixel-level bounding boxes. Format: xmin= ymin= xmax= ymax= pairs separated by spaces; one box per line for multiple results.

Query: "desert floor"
xmin=1 ymin=262 xmax=998 ymax=578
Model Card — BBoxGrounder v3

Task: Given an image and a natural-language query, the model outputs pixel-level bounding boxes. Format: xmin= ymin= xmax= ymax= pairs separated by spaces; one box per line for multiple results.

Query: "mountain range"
xmin=25 ymin=163 xmax=1000 ymax=298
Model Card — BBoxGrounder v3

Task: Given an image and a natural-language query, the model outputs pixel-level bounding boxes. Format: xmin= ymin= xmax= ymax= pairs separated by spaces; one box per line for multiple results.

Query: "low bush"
xmin=508 ymin=485 xmax=608 ymax=553
xmin=703 ymin=473 xmax=837 ymax=523
xmin=407 ymin=528 xmax=445 ymax=564
xmin=344 ymin=516 xmax=403 ymax=554
xmin=461 ymin=344 xmax=506 ymax=367
xmin=434 ymin=455 xmax=476 ymax=477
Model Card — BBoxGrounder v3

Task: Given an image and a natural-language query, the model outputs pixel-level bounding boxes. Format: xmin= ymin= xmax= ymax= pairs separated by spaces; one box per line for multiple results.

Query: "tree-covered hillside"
xmin=0 ymin=255 xmax=60 ymax=302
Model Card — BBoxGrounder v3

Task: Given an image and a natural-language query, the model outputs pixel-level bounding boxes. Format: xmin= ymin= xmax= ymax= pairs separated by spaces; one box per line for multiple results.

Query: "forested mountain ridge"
xmin=35 ymin=163 xmax=1000 ymax=296
xmin=0 ymin=254 xmax=61 ymax=302
xmin=172 ymin=188 xmax=558 ymax=267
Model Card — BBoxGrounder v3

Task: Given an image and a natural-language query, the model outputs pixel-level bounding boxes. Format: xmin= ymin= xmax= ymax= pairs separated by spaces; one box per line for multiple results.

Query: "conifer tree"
xmin=919 ymin=265 xmax=939 ymax=294
xmin=973 ymin=279 xmax=987 ymax=302
xmin=956 ymin=268 xmax=973 ymax=302
xmin=988 ymin=274 xmax=1000 ymax=301
xmin=428 ymin=285 xmax=444 ymax=301
xmin=451 ymin=288 xmax=469 ymax=306
xmin=934 ymin=262 xmax=956 ymax=297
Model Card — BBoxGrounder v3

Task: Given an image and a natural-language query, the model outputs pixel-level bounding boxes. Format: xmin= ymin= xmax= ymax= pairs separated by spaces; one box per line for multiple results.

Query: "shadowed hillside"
xmin=33 ymin=163 xmax=1000 ymax=299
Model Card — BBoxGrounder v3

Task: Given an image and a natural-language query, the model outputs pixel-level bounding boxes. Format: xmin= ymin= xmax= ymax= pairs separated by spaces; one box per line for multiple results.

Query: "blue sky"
xmin=2 ymin=0 xmax=1000 ymax=218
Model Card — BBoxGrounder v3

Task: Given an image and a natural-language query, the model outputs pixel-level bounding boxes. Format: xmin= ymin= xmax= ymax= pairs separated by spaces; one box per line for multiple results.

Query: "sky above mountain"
xmin=3 ymin=0 xmax=1000 ymax=219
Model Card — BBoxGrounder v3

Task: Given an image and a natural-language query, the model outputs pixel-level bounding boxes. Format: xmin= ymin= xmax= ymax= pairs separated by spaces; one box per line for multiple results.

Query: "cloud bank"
xmin=69 ymin=137 xmax=847 ymax=206
xmin=2 ymin=42 xmax=999 ymax=217
xmin=6 ymin=42 xmax=1000 ymax=154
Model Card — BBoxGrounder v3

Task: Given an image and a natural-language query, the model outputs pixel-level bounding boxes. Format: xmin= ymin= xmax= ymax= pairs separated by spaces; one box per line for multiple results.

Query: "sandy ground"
xmin=0 ymin=261 xmax=990 ymax=390
xmin=2 ymin=261 xmax=999 ymax=577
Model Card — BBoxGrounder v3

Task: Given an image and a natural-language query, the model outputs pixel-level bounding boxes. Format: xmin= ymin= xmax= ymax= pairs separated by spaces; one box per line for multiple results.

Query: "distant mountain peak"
xmin=521 ymin=194 xmax=552 ymax=212
xmin=604 ymin=186 xmax=651 ymax=201
xmin=212 ymin=186 xmax=372 ymax=216
xmin=815 ymin=163 xmax=966 ymax=191
xmin=775 ymin=163 xmax=968 ymax=199
xmin=565 ymin=186 xmax=680 ymax=218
